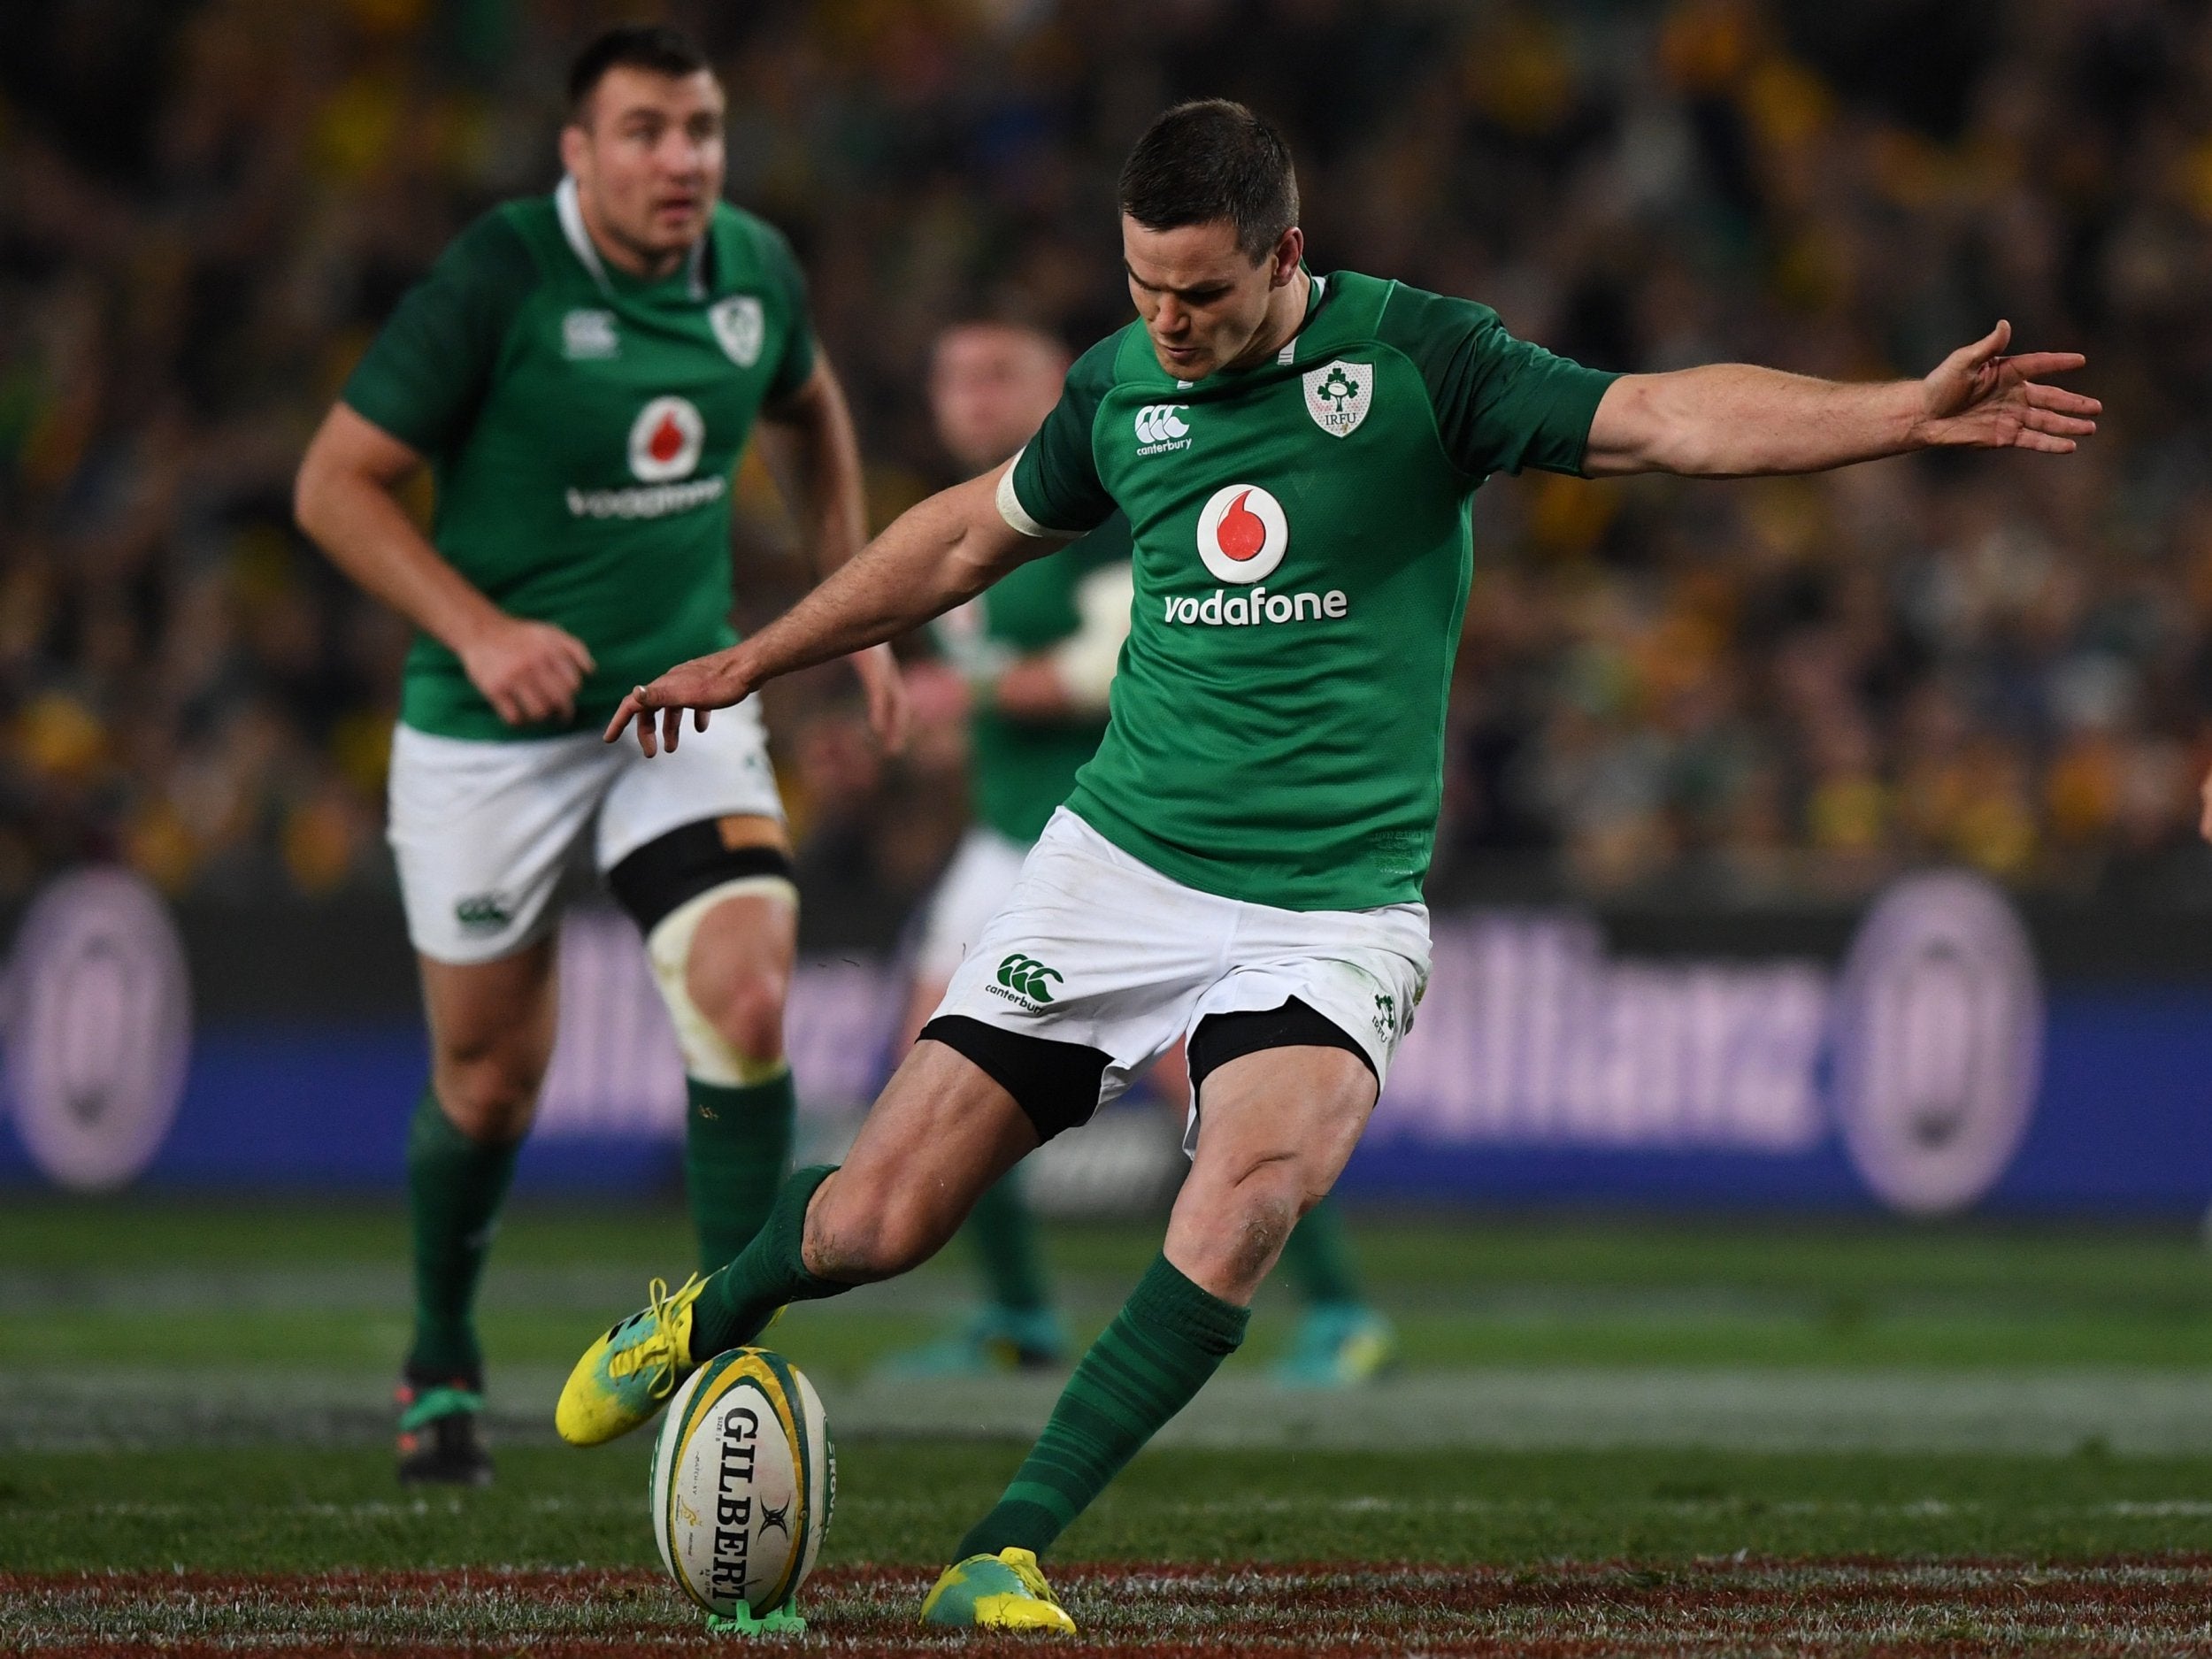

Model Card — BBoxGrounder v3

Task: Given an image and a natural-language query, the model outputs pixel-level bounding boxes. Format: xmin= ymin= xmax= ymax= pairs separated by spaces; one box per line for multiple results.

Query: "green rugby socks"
xmin=404 ymin=1088 xmax=520 ymax=1381
xmin=689 ymin=1164 xmax=851 ymax=1356
xmin=956 ymin=1255 xmax=1248 ymax=1558
xmin=1280 ymin=1194 xmax=1363 ymax=1308
xmin=966 ymin=1168 xmax=1051 ymax=1314
xmin=683 ymin=1070 xmax=796 ymax=1273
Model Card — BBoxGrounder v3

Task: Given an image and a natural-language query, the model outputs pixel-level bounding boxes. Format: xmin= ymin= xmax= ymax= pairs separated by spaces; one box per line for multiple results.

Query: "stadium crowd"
xmin=4 ymin=0 xmax=2209 ymax=916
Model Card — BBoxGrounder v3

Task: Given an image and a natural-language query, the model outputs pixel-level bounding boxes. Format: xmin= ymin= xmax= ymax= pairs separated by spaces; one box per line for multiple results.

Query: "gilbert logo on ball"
xmin=651 ymin=1348 xmax=834 ymax=1621
xmin=4 ymin=867 xmax=192 ymax=1192
xmin=1195 ymin=483 xmax=1288 ymax=583
xmin=628 ymin=396 xmax=705 ymax=483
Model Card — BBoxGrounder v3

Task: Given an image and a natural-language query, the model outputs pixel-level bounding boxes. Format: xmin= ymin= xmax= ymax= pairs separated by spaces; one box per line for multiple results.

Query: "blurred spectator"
xmin=4 ymin=0 xmax=2208 ymax=911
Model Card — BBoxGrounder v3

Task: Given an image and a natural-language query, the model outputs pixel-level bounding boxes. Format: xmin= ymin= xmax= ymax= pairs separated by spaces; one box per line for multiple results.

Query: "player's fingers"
xmin=2025 ymin=408 xmax=2096 ymax=437
xmin=2014 ymin=429 xmax=2076 ymax=454
xmin=2025 ymin=382 xmax=2101 ymax=415
xmin=694 ymin=707 xmax=712 ymax=733
xmin=603 ymin=695 xmax=639 ymax=744
xmin=557 ymin=630 xmax=597 ymax=673
xmin=661 ymin=703 xmax=683 ymax=753
xmin=2006 ymin=351 xmax=2087 ymax=380
xmin=1970 ymin=319 xmax=2011 ymax=363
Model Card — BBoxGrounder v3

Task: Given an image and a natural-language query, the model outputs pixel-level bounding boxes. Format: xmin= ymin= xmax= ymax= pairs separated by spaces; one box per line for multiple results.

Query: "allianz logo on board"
xmin=530 ymin=873 xmax=2040 ymax=1216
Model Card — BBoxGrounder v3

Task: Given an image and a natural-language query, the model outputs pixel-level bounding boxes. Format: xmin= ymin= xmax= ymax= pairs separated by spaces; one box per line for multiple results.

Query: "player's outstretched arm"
xmin=606 ymin=465 xmax=1060 ymax=756
xmin=295 ymin=404 xmax=595 ymax=726
xmin=758 ymin=357 xmax=910 ymax=752
xmin=1582 ymin=320 xmax=2100 ymax=479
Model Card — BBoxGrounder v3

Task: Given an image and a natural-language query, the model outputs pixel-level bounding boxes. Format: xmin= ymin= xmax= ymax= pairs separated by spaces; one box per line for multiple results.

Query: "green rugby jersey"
xmin=1002 ymin=271 xmax=1615 ymax=911
xmin=951 ymin=514 xmax=1131 ymax=843
xmin=343 ymin=179 xmax=816 ymax=740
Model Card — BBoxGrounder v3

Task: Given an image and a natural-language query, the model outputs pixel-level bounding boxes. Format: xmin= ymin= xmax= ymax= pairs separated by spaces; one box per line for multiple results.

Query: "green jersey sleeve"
xmin=1381 ymin=285 xmax=1618 ymax=480
xmin=341 ymin=209 xmax=540 ymax=457
xmin=1005 ymin=335 xmax=1118 ymax=535
xmin=751 ymin=220 xmax=818 ymax=403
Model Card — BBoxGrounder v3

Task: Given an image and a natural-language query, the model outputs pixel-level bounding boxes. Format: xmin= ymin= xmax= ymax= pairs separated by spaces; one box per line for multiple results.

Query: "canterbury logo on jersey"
xmin=991 ymin=953 xmax=1063 ymax=1007
xmin=1164 ymin=585 xmax=1350 ymax=626
xmin=1133 ymin=403 xmax=1192 ymax=455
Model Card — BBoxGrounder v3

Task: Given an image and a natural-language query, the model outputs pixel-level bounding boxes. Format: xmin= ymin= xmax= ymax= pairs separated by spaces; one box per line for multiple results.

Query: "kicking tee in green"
xmin=1000 ymin=271 xmax=1616 ymax=912
xmin=343 ymin=178 xmax=815 ymax=740
xmin=953 ymin=514 xmax=1133 ymax=844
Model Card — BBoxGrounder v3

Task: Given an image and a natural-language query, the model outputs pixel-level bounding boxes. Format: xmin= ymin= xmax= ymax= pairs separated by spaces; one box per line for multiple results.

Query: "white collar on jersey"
xmin=555 ymin=174 xmax=709 ymax=302
xmin=1173 ymin=273 xmax=1326 ymax=388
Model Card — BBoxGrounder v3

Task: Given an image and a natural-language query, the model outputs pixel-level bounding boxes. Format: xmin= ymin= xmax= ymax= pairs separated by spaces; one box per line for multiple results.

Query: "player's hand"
xmin=1914 ymin=321 xmax=2101 ymax=453
xmin=458 ymin=615 xmax=595 ymax=726
xmin=603 ymin=648 xmax=753 ymax=757
xmin=854 ymin=642 xmax=910 ymax=755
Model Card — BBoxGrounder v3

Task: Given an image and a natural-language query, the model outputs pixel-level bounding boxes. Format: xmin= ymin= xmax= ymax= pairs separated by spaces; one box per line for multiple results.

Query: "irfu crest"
xmin=1302 ymin=359 xmax=1372 ymax=438
xmin=710 ymin=296 xmax=765 ymax=367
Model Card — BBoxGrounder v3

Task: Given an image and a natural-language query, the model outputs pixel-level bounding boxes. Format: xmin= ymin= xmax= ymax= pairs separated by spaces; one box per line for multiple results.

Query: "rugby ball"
xmin=649 ymin=1348 xmax=834 ymax=1618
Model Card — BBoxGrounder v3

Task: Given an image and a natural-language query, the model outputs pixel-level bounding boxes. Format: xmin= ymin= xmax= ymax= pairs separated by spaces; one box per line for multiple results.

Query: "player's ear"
xmin=1268 ymin=226 xmax=1303 ymax=288
xmin=558 ymin=120 xmax=589 ymax=180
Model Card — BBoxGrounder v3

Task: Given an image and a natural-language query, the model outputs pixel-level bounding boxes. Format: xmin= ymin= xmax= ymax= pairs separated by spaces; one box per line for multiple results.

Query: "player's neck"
xmin=576 ymin=190 xmax=689 ymax=281
xmin=1225 ymin=267 xmax=1313 ymax=374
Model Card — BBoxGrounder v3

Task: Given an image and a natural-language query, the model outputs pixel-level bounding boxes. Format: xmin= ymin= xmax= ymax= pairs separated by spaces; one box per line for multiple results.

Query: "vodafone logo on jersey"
xmin=1195 ymin=483 xmax=1288 ymax=583
xmin=628 ymin=396 xmax=705 ymax=482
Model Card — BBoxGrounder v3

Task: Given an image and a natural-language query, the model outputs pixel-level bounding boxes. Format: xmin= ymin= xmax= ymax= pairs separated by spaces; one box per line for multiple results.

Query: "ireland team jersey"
xmin=955 ymin=515 xmax=1131 ymax=843
xmin=1002 ymin=272 xmax=1615 ymax=911
xmin=343 ymin=179 xmax=815 ymax=740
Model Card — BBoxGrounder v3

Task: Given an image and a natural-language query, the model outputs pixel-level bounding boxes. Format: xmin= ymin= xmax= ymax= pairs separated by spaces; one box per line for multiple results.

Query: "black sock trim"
xmin=919 ymin=1016 xmax=1109 ymax=1143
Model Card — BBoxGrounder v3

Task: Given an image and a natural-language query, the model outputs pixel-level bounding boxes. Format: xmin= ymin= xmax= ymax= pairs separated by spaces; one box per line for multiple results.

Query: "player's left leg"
xmin=926 ymin=1038 xmax=1377 ymax=1629
xmin=1150 ymin=1041 xmax=1398 ymax=1386
xmin=598 ymin=700 xmax=799 ymax=1274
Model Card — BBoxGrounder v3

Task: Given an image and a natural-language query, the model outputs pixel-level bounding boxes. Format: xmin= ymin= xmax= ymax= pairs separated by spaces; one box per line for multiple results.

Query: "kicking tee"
xmin=1000 ymin=271 xmax=1615 ymax=911
xmin=942 ymin=514 xmax=1132 ymax=844
xmin=343 ymin=179 xmax=815 ymax=740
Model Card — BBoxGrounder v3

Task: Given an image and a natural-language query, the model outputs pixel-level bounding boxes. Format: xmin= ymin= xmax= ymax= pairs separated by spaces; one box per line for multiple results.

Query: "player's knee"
xmin=1187 ymin=1153 xmax=1304 ymax=1290
xmin=645 ymin=883 xmax=795 ymax=1085
xmin=433 ymin=1041 xmax=543 ymax=1142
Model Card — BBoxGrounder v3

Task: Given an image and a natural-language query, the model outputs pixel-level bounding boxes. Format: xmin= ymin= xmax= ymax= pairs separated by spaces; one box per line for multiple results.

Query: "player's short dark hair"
xmin=566 ymin=24 xmax=711 ymax=122
xmin=1118 ymin=100 xmax=1299 ymax=264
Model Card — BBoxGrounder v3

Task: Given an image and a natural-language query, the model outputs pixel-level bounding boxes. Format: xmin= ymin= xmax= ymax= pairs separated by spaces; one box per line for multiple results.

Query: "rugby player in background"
xmin=889 ymin=318 xmax=1394 ymax=1386
xmin=295 ymin=24 xmax=904 ymax=1486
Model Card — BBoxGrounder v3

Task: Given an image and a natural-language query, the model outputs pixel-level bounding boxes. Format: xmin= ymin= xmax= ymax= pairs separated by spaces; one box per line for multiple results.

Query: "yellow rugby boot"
xmin=555 ymin=1274 xmax=704 ymax=1446
xmin=919 ymin=1546 xmax=1077 ymax=1632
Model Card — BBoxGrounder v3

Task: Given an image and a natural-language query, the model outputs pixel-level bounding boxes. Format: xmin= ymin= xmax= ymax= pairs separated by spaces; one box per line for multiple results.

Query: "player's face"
xmin=563 ymin=67 xmax=726 ymax=270
xmin=928 ymin=326 xmax=1070 ymax=471
xmin=1123 ymin=217 xmax=1302 ymax=380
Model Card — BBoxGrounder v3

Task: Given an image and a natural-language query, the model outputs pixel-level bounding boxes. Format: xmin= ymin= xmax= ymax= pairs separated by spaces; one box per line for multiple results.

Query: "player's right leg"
xmin=397 ymin=947 xmax=558 ymax=1484
xmin=555 ymin=1038 xmax=1040 ymax=1446
xmin=879 ymin=827 xmax=1067 ymax=1378
xmin=386 ymin=724 xmax=610 ymax=1485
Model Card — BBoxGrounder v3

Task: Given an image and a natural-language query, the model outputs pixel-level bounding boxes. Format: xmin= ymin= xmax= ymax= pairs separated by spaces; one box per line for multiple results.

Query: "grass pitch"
xmin=5 ymin=1195 xmax=2212 ymax=1652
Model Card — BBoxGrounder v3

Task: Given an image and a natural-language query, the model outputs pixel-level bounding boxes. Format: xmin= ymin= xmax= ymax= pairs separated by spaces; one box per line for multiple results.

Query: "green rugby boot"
xmin=396 ymin=1375 xmax=492 ymax=1486
xmin=919 ymin=1546 xmax=1077 ymax=1632
xmin=1272 ymin=1303 xmax=1398 ymax=1388
xmin=875 ymin=1305 xmax=1070 ymax=1379
xmin=556 ymin=1274 xmax=704 ymax=1446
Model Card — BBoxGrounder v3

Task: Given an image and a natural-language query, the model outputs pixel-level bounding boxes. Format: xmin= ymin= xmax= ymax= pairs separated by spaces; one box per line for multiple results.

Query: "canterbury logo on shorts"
xmin=994 ymin=953 xmax=1063 ymax=1006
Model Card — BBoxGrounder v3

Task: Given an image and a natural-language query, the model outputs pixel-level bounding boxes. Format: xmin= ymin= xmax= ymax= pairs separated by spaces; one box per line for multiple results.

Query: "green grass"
xmin=7 ymin=1195 xmax=2212 ymax=1374
xmin=10 ymin=1444 xmax=2212 ymax=1572
xmin=9 ymin=1194 xmax=2212 ymax=1589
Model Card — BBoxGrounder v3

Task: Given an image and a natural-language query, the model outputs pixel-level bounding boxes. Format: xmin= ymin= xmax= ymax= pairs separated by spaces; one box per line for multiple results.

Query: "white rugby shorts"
xmin=930 ymin=808 xmax=1430 ymax=1136
xmin=387 ymin=699 xmax=785 ymax=964
xmin=912 ymin=824 xmax=1034 ymax=985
